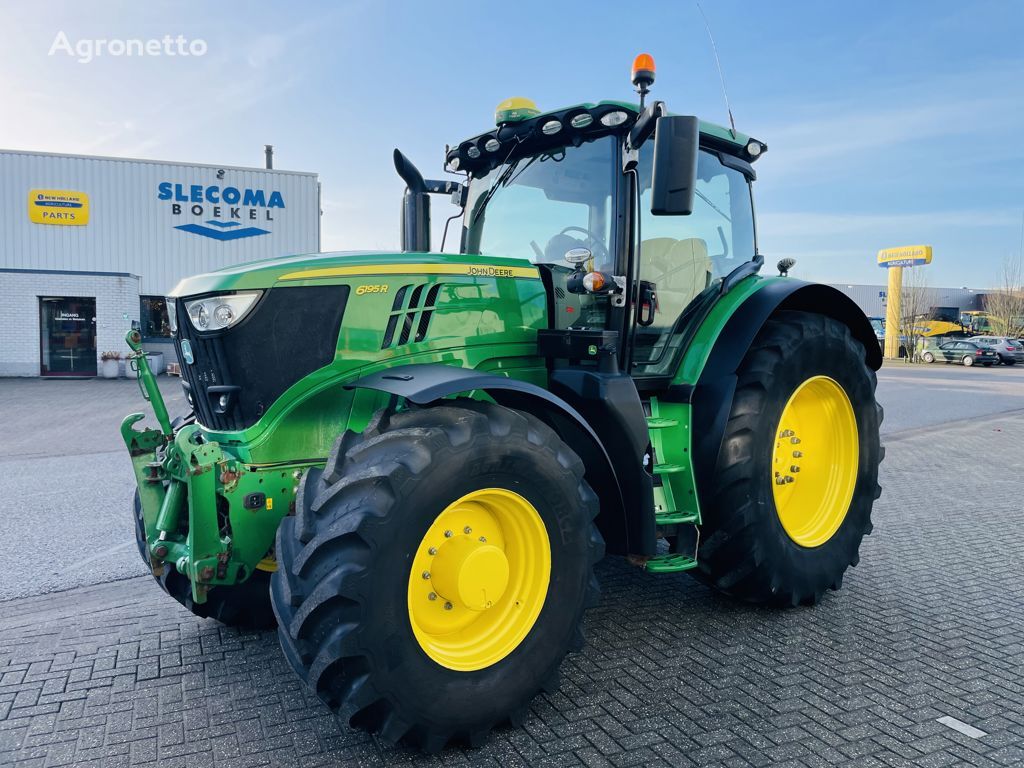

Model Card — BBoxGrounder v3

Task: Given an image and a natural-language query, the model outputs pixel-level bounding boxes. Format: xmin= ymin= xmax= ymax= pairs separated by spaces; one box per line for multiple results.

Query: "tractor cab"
xmin=398 ymin=56 xmax=766 ymax=389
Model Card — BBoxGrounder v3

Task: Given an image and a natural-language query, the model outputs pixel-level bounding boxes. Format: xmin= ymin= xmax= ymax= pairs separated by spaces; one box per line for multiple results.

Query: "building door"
xmin=39 ymin=297 xmax=97 ymax=376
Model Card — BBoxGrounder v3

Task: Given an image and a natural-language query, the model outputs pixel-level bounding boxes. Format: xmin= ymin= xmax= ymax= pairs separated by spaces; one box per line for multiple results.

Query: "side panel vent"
xmin=381 ymin=283 xmax=443 ymax=350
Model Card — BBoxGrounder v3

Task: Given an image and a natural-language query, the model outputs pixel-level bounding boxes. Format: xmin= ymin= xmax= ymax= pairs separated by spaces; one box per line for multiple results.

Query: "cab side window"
xmin=632 ymin=146 xmax=756 ymax=378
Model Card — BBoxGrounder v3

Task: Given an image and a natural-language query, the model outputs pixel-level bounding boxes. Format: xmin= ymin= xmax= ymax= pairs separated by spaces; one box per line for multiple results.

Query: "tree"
xmin=983 ymin=252 xmax=1024 ymax=339
xmin=896 ymin=266 xmax=934 ymax=362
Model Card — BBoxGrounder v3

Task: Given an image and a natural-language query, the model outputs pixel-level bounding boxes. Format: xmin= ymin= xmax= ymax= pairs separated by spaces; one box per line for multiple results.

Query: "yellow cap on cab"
xmin=495 ymin=97 xmax=540 ymax=125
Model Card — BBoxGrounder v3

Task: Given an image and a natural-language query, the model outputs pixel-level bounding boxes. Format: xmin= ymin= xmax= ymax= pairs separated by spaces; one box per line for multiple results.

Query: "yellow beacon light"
xmin=495 ymin=97 xmax=540 ymax=126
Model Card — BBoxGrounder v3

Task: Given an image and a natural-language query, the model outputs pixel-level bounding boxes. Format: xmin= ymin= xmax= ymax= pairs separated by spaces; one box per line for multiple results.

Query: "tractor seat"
xmin=640 ymin=237 xmax=711 ymax=324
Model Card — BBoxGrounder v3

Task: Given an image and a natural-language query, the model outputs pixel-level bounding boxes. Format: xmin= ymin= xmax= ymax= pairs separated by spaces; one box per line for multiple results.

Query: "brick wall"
xmin=0 ymin=270 xmax=140 ymax=377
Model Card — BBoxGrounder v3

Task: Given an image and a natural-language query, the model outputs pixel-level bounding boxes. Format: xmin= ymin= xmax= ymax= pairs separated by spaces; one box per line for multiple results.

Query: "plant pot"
xmin=100 ymin=359 xmax=120 ymax=379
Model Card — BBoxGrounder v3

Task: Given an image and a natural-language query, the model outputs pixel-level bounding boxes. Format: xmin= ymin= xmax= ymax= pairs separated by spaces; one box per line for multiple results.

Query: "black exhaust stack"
xmin=394 ymin=149 xmax=429 ymax=252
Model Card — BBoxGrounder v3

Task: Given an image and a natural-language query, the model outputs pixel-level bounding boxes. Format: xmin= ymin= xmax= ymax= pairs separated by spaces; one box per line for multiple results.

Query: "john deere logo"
xmin=158 ymin=181 xmax=284 ymax=241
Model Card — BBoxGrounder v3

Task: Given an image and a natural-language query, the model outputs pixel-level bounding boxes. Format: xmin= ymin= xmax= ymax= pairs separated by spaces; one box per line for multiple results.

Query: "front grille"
xmin=176 ymin=285 xmax=349 ymax=431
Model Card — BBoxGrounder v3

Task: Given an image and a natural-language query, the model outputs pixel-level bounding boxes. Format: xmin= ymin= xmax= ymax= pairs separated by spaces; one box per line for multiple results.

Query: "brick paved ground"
xmin=2 ymin=413 xmax=1023 ymax=767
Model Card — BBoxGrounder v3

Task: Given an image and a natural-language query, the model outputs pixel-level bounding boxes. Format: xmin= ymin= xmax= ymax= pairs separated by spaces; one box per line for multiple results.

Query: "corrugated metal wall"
xmin=1 ymin=150 xmax=319 ymax=295
xmin=828 ymin=283 xmax=987 ymax=317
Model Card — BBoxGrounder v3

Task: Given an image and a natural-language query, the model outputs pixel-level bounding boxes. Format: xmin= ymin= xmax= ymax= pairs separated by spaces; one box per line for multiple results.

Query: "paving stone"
xmin=1 ymin=413 xmax=1023 ymax=766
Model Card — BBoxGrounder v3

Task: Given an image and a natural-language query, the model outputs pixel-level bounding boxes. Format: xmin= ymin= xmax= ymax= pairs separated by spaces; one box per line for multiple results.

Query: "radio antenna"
xmin=694 ymin=0 xmax=736 ymax=137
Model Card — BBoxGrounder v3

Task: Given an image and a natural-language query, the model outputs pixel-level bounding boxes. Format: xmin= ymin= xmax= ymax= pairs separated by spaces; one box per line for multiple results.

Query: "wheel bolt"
xmin=427 ymin=592 xmax=437 ymax=601
xmin=479 ymin=536 xmax=487 ymax=543
xmin=793 ymin=451 xmax=803 ymax=458
xmin=775 ymin=477 xmax=786 ymax=485
xmin=791 ymin=437 xmax=801 ymax=444
xmin=444 ymin=602 xmax=453 ymax=611
xmin=791 ymin=465 xmax=801 ymax=473
xmin=421 ymin=570 xmax=431 ymax=580
xmin=785 ymin=475 xmax=795 ymax=483
xmin=780 ymin=429 xmax=794 ymax=438
xmin=444 ymin=530 xmax=453 ymax=538
xmin=428 ymin=547 xmax=437 ymax=556
xmin=463 ymin=526 xmax=472 ymax=534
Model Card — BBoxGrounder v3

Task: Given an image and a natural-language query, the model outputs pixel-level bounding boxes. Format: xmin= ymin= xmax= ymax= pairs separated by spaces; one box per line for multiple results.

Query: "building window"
xmin=140 ymin=295 xmax=172 ymax=339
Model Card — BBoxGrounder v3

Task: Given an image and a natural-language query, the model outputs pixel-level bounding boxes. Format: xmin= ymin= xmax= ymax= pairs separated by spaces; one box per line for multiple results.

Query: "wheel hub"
xmin=430 ymin=536 xmax=510 ymax=611
xmin=407 ymin=488 xmax=551 ymax=671
xmin=771 ymin=376 xmax=859 ymax=548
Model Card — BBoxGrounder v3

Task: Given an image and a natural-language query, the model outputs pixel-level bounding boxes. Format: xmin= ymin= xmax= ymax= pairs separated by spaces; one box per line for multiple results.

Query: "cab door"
xmin=628 ymin=144 xmax=757 ymax=383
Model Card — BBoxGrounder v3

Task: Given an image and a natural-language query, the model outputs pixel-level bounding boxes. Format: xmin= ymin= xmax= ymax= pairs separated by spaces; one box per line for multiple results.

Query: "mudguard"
xmin=688 ymin=278 xmax=881 ymax=511
xmin=344 ymin=364 xmax=636 ymax=554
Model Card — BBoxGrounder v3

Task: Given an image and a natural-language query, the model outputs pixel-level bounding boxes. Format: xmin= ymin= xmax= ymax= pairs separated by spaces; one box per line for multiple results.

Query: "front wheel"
xmin=922 ymin=352 xmax=935 ymax=363
xmin=693 ymin=311 xmax=882 ymax=606
xmin=963 ymin=355 xmax=974 ymax=367
xmin=271 ymin=401 xmax=602 ymax=751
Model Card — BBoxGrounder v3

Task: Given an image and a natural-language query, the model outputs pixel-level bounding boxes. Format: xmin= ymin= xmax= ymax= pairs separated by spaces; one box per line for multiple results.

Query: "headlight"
xmin=184 ymin=291 xmax=262 ymax=332
xmin=165 ymin=297 xmax=178 ymax=334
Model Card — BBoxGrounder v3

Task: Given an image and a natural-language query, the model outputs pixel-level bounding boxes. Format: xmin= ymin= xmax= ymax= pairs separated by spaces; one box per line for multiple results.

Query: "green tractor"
xmin=123 ymin=55 xmax=882 ymax=751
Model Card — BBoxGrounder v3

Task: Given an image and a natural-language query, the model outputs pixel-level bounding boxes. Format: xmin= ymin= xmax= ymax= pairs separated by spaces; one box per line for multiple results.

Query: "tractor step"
xmin=655 ymin=510 xmax=699 ymax=525
xmin=645 ymin=553 xmax=698 ymax=573
xmin=646 ymin=417 xmax=679 ymax=429
xmin=652 ymin=463 xmax=687 ymax=475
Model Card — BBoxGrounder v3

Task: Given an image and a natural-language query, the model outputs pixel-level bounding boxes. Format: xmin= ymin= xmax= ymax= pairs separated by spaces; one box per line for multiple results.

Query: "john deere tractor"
xmin=123 ymin=56 xmax=882 ymax=751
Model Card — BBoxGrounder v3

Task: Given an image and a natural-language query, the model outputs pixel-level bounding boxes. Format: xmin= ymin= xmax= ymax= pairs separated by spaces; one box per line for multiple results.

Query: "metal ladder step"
xmin=652 ymin=463 xmax=687 ymax=476
xmin=655 ymin=510 xmax=699 ymax=526
xmin=646 ymin=553 xmax=698 ymax=573
xmin=646 ymin=417 xmax=679 ymax=429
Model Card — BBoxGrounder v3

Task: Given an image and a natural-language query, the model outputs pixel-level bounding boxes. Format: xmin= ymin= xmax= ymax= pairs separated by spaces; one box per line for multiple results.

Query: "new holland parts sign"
xmin=158 ymin=180 xmax=285 ymax=241
xmin=28 ymin=189 xmax=89 ymax=225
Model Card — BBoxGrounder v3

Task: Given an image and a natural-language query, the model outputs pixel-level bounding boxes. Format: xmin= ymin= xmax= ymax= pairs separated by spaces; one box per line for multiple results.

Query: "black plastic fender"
xmin=688 ymin=278 xmax=881 ymax=512
xmin=344 ymin=363 xmax=635 ymax=554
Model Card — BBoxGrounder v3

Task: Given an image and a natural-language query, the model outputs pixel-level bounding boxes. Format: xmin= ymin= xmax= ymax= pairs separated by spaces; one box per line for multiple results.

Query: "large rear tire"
xmin=271 ymin=401 xmax=602 ymax=751
xmin=693 ymin=311 xmax=882 ymax=606
xmin=132 ymin=491 xmax=276 ymax=629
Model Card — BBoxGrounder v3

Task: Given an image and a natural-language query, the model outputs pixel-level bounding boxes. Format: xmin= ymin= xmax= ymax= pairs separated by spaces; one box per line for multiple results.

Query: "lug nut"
xmin=421 ymin=571 xmax=431 ymax=580
xmin=478 ymin=536 xmax=487 ymax=543
xmin=427 ymin=592 xmax=437 ymax=601
xmin=444 ymin=530 xmax=453 ymax=538
xmin=785 ymin=475 xmax=795 ymax=484
xmin=443 ymin=602 xmax=453 ymax=611
xmin=793 ymin=451 xmax=803 ymax=458
xmin=775 ymin=477 xmax=786 ymax=485
xmin=428 ymin=547 xmax=437 ymax=556
xmin=791 ymin=437 xmax=801 ymax=444
xmin=791 ymin=465 xmax=801 ymax=473
xmin=780 ymin=429 xmax=794 ymax=438
xmin=463 ymin=526 xmax=472 ymax=534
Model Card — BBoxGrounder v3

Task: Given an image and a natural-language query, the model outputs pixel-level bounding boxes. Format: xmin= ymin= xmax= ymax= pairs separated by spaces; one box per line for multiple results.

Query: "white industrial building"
xmin=0 ymin=149 xmax=320 ymax=377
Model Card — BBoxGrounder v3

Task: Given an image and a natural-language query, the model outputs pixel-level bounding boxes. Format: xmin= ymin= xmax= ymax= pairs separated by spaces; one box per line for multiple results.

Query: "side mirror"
xmin=650 ymin=115 xmax=699 ymax=216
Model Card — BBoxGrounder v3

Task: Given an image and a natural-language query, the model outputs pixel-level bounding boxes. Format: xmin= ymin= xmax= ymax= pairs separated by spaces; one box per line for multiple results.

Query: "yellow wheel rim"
xmin=407 ymin=488 xmax=550 ymax=671
xmin=771 ymin=376 xmax=859 ymax=548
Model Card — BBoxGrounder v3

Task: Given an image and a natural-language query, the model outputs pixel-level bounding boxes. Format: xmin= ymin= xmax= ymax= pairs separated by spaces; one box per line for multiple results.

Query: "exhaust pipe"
xmin=394 ymin=149 xmax=429 ymax=252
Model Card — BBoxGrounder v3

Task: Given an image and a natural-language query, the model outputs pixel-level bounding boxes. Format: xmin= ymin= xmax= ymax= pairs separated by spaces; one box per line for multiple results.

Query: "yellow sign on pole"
xmin=27 ymin=189 xmax=90 ymax=226
xmin=877 ymin=244 xmax=932 ymax=268
xmin=877 ymin=245 xmax=933 ymax=360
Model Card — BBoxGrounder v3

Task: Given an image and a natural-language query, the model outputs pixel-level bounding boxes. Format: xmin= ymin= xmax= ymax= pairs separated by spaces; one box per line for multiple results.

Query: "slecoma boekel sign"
xmin=158 ymin=182 xmax=285 ymax=241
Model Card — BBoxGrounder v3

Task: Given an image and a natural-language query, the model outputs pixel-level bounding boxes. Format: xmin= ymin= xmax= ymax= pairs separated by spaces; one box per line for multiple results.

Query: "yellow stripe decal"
xmin=279 ymin=263 xmax=540 ymax=281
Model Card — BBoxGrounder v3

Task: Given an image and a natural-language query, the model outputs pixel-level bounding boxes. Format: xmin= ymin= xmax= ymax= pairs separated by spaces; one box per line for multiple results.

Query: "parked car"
xmin=920 ymin=340 xmax=998 ymax=367
xmin=968 ymin=336 xmax=1024 ymax=365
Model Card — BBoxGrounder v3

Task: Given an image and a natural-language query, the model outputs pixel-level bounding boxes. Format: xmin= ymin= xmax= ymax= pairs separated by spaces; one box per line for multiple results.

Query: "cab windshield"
xmin=462 ymin=136 xmax=617 ymax=270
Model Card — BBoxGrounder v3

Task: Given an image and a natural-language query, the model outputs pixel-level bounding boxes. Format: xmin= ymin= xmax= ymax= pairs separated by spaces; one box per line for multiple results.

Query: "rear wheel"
xmin=963 ymin=355 xmax=974 ymax=367
xmin=922 ymin=352 xmax=935 ymax=363
xmin=132 ymin=491 xmax=276 ymax=629
xmin=693 ymin=311 xmax=882 ymax=606
xmin=271 ymin=401 xmax=602 ymax=751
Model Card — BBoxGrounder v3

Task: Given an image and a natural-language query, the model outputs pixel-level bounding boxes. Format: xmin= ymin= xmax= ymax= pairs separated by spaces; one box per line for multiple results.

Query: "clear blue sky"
xmin=2 ymin=0 xmax=1022 ymax=287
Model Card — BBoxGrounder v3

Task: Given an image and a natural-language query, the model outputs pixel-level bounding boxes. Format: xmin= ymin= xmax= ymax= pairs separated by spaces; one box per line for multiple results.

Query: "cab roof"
xmin=447 ymin=100 xmax=761 ymax=176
